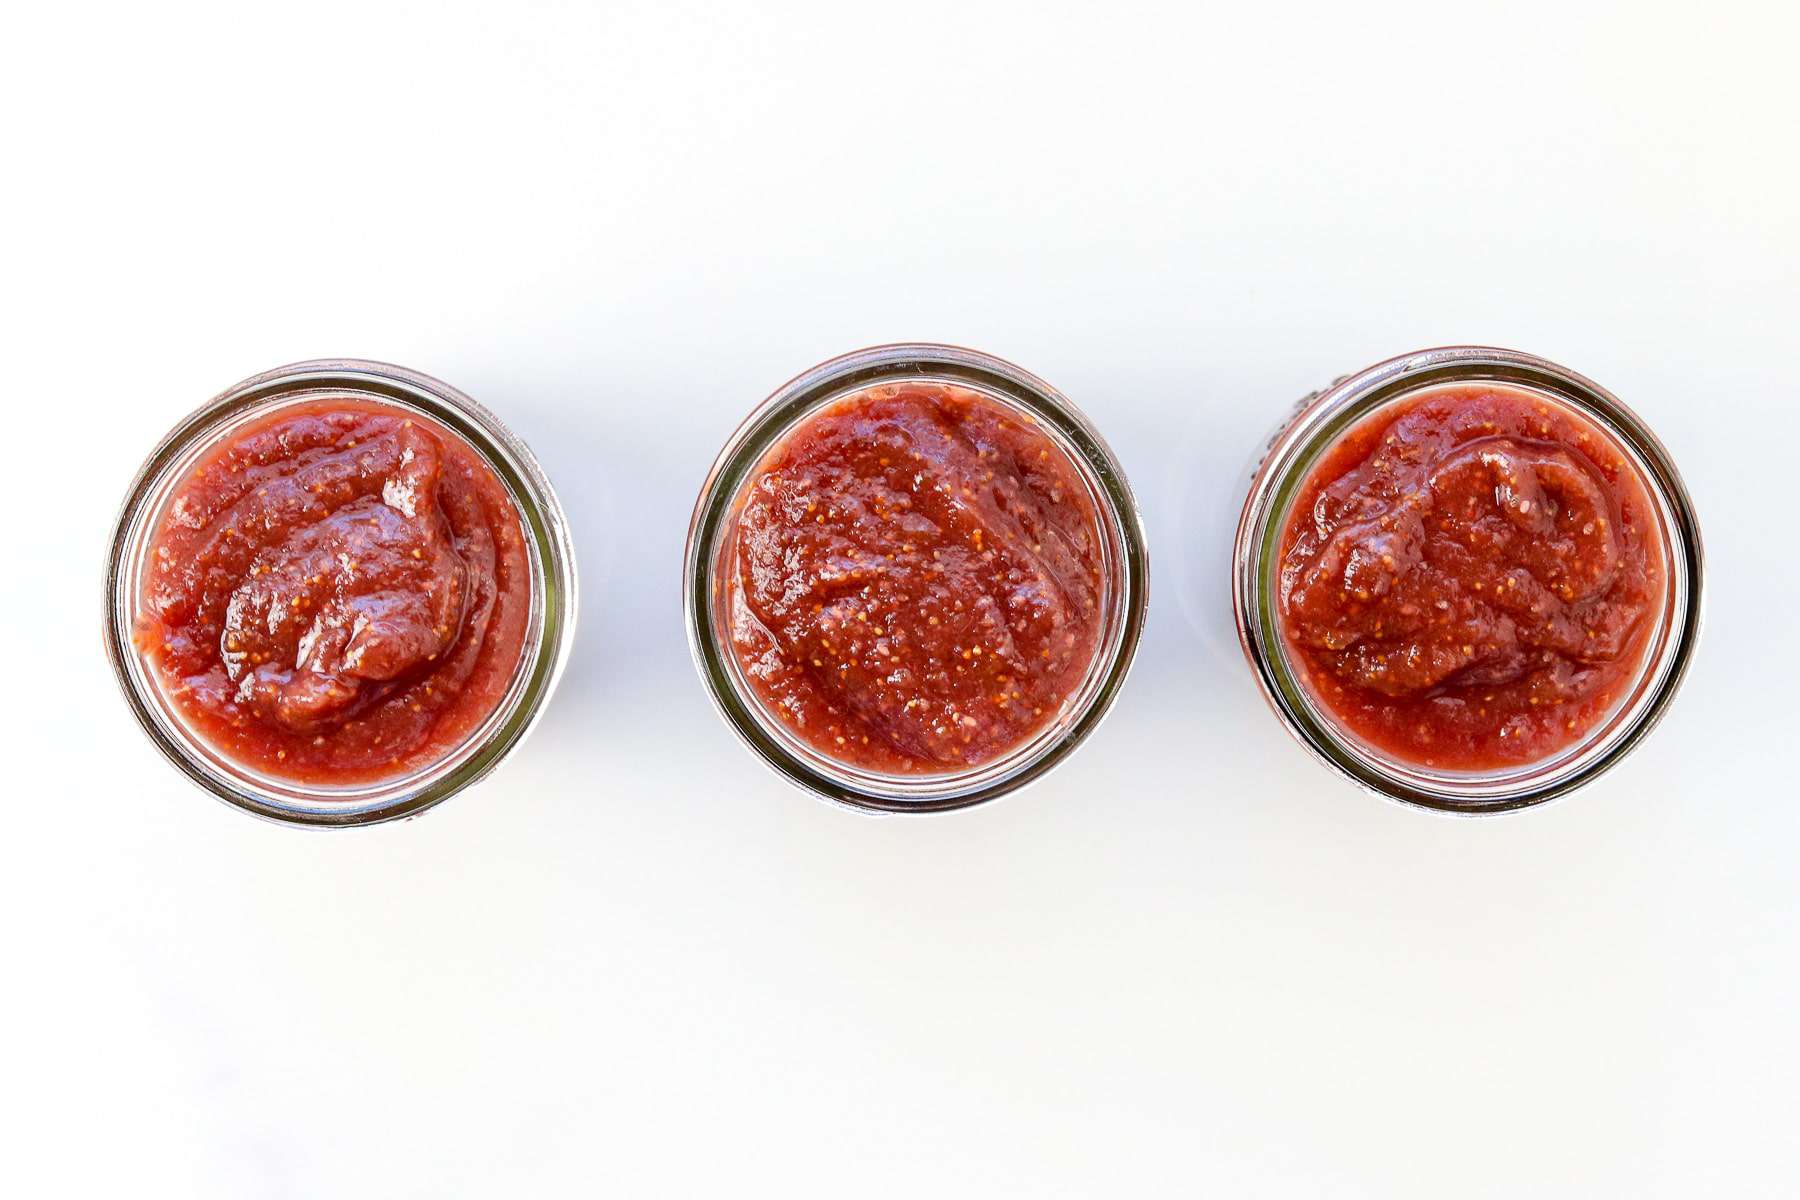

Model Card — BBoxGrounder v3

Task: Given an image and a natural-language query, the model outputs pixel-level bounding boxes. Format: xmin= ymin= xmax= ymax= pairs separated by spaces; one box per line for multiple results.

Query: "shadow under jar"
xmin=105 ymin=360 xmax=578 ymax=827
xmin=1234 ymin=346 xmax=1703 ymax=814
xmin=686 ymin=345 xmax=1149 ymax=814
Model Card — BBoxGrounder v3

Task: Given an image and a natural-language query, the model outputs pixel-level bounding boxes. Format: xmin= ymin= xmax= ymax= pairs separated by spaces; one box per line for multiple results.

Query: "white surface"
xmin=5 ymin=2 xmax=1796 ymax=1196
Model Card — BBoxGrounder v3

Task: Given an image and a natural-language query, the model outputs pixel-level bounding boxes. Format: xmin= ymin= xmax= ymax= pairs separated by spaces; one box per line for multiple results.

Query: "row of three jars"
xmin=105 ymin=345 xmax=1703 ymax=826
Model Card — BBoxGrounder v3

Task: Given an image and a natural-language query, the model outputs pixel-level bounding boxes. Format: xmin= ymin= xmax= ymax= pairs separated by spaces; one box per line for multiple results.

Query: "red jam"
xmin=1277 ymin=384 xmax=1666 ymax=770
xmin=725 ymin=382 xmax=1106 ymax=773
xmin=137 ymin=399 xmax=531 ymax=784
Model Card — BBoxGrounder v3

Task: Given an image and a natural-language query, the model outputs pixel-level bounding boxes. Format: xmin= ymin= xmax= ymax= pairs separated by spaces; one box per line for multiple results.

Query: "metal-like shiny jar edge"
xmin=104 ymin=359 xmax=579 ymax=828
xmin=685 ymin=343 xmax=1150 ymax=815
xmin=1232 ymin=345 xmax=1704 ymax=815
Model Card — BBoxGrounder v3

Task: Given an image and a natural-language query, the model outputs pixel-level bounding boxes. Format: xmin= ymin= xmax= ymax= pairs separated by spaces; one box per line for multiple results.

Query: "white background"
xmin=5 ymin=2 xmax=1796 ymax=1196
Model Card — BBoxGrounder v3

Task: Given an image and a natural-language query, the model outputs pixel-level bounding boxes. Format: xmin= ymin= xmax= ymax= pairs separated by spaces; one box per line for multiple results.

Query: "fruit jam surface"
xmin=726 ymin=382 xmax=1106 ymax=773
xmin=138 ymin=399 xmax=530 ymax=784
xmin=1277 ymin=384 xmax=1665 ymax=770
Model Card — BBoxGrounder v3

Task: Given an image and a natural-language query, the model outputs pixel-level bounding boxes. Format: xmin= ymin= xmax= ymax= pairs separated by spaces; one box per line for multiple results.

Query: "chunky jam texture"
xmin=138 ymin=399 xmax=531 ymax=784
xmin=1277 ymin=384 xmax=1665 ymax=770
xmin=727 ymin=382 xmax=1106 ymax=773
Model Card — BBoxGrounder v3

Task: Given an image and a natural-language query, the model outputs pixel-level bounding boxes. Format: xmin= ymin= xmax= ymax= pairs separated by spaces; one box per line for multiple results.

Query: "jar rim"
xmin=103 ymin=359 xmax=579 ymax=828
xmin=1233 ymin=346 xmax=1704 ymax=815
xmin=684 ymin=343 xmax=1151 ymax=814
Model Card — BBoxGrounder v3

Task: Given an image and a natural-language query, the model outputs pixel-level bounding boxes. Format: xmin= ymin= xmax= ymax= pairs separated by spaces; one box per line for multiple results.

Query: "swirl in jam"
xmin=138 ymin=399 xmax=530 ymax=783
xmin=1277 ymin=384 xmax=1666 ymax=770
xmin=726 ymin=383 xmax=1105 ymax=773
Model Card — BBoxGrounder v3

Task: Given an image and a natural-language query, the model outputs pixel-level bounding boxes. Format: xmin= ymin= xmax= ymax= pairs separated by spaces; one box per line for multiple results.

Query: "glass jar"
xmin=1233 ymin=346 xmax=1703 ymax=814
xmin=104 ymin=359 xmax=579 ymax=827
xmin=685 ymin=344 xmax=1150 ymax=814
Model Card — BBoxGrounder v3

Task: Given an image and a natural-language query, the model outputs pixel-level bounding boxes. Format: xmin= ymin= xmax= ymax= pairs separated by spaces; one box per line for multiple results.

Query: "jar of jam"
xmin=1234 ymin=346 xmax=1702 ymax=813
xmin=686 ymin=344 xmax=1150 ymax=813
xmin=105 ymin=360 xmax=578 ymax=826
